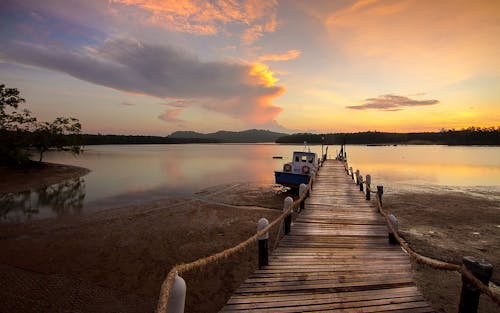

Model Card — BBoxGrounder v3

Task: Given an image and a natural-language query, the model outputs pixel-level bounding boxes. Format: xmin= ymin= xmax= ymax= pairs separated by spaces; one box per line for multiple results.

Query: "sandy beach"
xmin=0 ymin=164 xmax=499 ymax=313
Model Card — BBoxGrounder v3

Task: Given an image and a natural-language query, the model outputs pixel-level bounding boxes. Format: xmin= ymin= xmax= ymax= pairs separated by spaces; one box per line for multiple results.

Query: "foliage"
xmin=276 ymin=128 xmax=500 ymax=146
xmin=32 ymin=117 xmax=82 ymax=162
xmin=0 ymin=84 xmax=35 ymax=164
xmin=0 ymin=84 xmax=82 ymax=165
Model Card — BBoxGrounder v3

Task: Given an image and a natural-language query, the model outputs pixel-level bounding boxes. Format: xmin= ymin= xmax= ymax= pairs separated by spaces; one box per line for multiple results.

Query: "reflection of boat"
xmin=274 ymin=150 xmax=318 ymax=188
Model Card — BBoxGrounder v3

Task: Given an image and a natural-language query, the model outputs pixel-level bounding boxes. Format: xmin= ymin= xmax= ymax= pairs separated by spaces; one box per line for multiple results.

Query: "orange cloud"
xmin=111 ymin=0 xmax=278 ymax=43
xmin=258 ymin=50 xmax=301 ymax=62
xmin=249 ymin=62 xmax=279 ymax=87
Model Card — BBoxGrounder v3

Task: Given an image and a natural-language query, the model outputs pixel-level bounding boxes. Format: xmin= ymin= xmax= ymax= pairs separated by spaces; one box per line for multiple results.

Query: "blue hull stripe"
xmin=274 ymin=171 xmax=311 ymax=188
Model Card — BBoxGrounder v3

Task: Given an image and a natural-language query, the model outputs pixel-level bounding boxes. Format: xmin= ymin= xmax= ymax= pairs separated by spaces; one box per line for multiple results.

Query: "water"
xmin=1 ymin=144 xmax=499 ymax=223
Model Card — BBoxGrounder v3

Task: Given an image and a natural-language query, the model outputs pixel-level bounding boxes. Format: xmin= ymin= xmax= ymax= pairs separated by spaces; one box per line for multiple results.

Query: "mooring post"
xmin=349 ymin=167 xmax=353 ymax=179
xmin=283 ymin=196 xmax=293 ymax=235
xmin=388 ymin=214 xmax=398 ymax=244
xmin=355 ymin=170 xmax=360 ymax=185
xmin=359 ymin=175 xmax=364 ymax=191
xmin=365 ymin=175 xmax=371 ymax=200
xmin=458 ymin=256 xmax=493 ymax=313
xmin=377 ymin=185 xmax=384 ymax=205
xmin=166 ymin=272 xmax=186 ymax=313
xmin=299 ymin=183 xmax=307 ymax=212
xmin=257 ymin=218 xmax=269 ymax=269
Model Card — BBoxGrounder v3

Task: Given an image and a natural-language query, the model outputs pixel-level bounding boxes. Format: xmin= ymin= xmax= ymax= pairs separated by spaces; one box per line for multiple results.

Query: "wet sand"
xmin=1 ymin=165 xmax=499 ymax=313
xmin=385 ymin=191 xmax=500 ymax=313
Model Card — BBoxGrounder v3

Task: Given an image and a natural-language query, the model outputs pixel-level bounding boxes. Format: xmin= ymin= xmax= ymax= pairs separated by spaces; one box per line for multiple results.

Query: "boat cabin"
xmin=287 ymin=151 xmax=317 ymax=174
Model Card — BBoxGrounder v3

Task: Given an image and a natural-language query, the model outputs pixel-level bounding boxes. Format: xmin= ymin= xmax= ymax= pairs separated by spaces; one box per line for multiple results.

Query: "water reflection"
xmin=0 ymin=177 xmax=86 ymax=223
xmin=2 ymin=144 xmax=499 ymax=223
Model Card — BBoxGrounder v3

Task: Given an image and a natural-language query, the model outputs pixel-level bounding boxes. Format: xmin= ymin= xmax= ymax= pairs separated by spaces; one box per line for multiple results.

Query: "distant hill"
xmin=276 ymin=127 xmax=500 ymax=145
xmin=168 ymin=129 xmax=288 ymax=143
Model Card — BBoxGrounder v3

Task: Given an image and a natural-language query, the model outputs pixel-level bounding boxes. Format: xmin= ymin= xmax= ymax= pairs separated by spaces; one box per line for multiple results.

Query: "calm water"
xmin=1 ymin=144 xmax=499 ymax=223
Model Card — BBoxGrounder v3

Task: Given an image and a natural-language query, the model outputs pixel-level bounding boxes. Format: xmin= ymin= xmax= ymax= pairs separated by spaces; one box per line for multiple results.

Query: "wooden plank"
xmin=227 ymin=286 xmax=421 ymax=304
xmin=219 ymin=160 xmax=434 ymax=313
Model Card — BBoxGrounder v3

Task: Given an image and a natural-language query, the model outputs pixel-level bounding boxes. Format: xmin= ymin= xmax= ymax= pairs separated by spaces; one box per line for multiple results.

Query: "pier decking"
xmin=220 ymin=160 xmax=434 ymax=312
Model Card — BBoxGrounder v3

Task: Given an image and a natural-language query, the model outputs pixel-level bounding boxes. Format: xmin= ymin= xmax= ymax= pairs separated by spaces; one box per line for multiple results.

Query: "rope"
xmin=155 ymin=163 xmax=318 ymax=313
xmin=347 ymin=164 xmax=499 ymax=305
xmin=369 ymin=180 xmax=500 ymax=306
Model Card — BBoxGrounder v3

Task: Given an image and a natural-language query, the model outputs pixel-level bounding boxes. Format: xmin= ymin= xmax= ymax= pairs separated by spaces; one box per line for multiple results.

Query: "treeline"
xmin=276 ymin=127 xmax=500 ymax=145
xmin=82 ymin=134 xmax=219 ymax=145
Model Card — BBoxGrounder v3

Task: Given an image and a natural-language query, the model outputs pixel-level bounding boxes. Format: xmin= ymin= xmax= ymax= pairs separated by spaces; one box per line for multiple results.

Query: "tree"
xmin=32 ymin=117 xmax=82 ymax=162
xmin=0 ymin=84 xmax=37 ymax=164
xmin=0 ymin=84 xmax=82 ymax=165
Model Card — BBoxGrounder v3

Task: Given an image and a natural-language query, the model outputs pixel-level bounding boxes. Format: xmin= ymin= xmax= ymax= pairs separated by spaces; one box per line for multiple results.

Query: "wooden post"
xmin=359 ymin=175 xmax=364 ymax=191
xmin=299 ymin=183 xmax=307 ymax=212
xmin=166 ymin=272 xmax=186 ymax=313
xmin=257 ymin=218 xmax=269 ymax=269
xmin=355 ymin=170 xmax=360 ymax=185
xmin=458 ymin=256 xmax=493 ymax=313
xmin=388 ymin=214 xmax=398 ymax=244
xmin=377 ymin=185 xmax=384 ymax=205
xmin=283 ymin=197 xmax=293 ymax=235
xmin=365 ymin=175 xmax=371 ymax=200
xmin=349 ymin=167 xmax=353 ymax=179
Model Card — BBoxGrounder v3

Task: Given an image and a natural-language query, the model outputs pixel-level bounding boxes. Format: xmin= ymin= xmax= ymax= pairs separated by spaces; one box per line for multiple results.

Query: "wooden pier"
xmin=220 ymin=160 xmax=434 ymax=312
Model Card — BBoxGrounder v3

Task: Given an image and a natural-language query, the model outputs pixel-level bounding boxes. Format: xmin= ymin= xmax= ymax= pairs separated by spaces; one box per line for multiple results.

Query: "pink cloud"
xmin=158 ymin=108 xmax=183 ymax=122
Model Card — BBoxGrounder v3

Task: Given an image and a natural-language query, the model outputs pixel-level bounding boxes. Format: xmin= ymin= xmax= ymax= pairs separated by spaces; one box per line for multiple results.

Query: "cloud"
xmin=0 ymin=38 xmax=285 ymax=124
xmin=162 ymin=99 xmax=192 ymax=108
xmin=111 ymin=0 xmax=278 ymax=44
xmin=158 ymin=108 xmax=183 ymax=122
xmin=258 ymin=50 xmax=301 ymax=62
xmin=347 ymin=94 xmax=439 ymax=111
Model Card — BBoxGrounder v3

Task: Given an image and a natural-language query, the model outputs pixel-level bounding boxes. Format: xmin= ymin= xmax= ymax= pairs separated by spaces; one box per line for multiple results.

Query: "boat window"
xmin=295 ymin=156 xmax=300 ymax=162
xmin=301 ymin=156 xmax=307 ymax=162
xmin=309 ymin=157 xmax=314 ymax=163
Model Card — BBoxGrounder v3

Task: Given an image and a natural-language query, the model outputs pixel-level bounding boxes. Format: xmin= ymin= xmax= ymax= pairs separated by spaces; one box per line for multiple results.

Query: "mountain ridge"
xmin=168 ymin=129 xmax=288 ymax=143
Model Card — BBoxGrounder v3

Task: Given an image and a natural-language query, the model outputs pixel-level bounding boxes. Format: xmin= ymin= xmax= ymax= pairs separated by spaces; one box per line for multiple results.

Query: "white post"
xmin=299 ymin=183 xmax=307 ymax=211
xmin=257 ymin=218 xmax=269 ymax=268
xmin=166 ymin=272 xmax=186 ymax=313
xmin=284 ymin=196 xmax=293 ymax=235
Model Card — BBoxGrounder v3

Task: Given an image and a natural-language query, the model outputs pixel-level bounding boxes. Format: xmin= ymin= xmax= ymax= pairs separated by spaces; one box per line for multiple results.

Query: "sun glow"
xmin=249 ymin=62 xmax=279 ymax=87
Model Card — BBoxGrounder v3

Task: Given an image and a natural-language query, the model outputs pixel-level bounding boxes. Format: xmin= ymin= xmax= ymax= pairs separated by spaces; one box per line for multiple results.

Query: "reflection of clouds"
xmin=0 ymin=178 xmax=86 ymax=223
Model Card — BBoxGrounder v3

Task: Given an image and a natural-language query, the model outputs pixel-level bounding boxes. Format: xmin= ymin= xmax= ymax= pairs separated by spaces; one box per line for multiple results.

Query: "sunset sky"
xmin=1 ymin=0 xmax=499 ymax=135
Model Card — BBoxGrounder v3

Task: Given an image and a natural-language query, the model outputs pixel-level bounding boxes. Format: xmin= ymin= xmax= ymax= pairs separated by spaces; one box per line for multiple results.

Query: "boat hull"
xmin=274 ymin=171 xmax=310 ymax=188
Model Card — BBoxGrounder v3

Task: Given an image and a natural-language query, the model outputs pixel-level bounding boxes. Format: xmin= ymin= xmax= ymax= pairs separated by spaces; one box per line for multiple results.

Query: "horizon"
xmin=1 ymin=1 xmax=499 ymax=135
xmin=85 ymin=126 xmax=499 ymax=138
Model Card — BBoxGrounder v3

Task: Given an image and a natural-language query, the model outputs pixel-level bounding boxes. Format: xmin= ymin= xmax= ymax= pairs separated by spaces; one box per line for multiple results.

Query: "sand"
xmin=385 ymin=191 xmax=500 ymax=313
xmin=1 ymin=164 xmax=499 ymax=313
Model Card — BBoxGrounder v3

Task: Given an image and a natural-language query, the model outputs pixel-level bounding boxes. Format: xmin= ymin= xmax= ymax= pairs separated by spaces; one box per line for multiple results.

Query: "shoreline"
xmin=0 ymin=162 xmax=90 ymax=194
xmin=0 ymin=164 xmax=499 ymax=313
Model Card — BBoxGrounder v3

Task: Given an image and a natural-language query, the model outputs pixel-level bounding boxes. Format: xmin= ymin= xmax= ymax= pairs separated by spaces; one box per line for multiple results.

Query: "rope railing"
xmin=343 ymin=160 xmax=500 ymax=307
xmin=156 ymin=162 xmax=319 ymax=313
